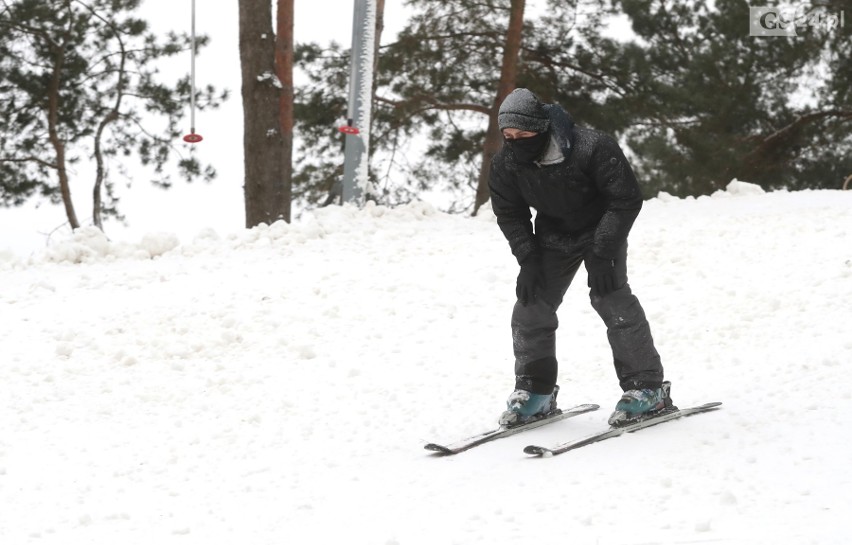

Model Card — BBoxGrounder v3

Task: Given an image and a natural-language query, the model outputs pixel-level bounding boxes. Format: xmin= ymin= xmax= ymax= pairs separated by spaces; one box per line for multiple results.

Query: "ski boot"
xmin=499 ymin=385 xmax=560 ymax=427
xmin=608 ymin=381 xmax=674 ymax=427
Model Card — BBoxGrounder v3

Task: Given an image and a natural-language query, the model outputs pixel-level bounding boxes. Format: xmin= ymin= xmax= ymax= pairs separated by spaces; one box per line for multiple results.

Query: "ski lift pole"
xmin=183 ymin=0 xmax=203 ymax=143
xmin=340 ymin=0 xmax=376 ymax=204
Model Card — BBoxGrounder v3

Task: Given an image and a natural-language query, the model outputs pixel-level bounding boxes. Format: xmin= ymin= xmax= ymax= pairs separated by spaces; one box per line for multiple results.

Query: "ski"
xmin=425 ymin=403 xmax=600 ymax=456
xmin=524 ymin=401 xmax=722 ymax=457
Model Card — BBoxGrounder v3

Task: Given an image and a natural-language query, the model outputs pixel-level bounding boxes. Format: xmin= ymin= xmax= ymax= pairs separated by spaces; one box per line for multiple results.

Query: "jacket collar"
xmin=534 ymin=105 xmax=575 ymax=166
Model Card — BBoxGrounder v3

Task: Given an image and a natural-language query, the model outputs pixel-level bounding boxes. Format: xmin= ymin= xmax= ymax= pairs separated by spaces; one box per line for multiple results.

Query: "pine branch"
xmin=374 ymin=94 xmax=491 ymax=116
xmin=755 ymin=109 xmax=852 ymax=148
xmin=523 ymin=49 xmax=628 ymax=98
xmin=0 ymin=156 xmax=58 ymax=169
xmin=743 ymin=109 xmax=852 ymax=162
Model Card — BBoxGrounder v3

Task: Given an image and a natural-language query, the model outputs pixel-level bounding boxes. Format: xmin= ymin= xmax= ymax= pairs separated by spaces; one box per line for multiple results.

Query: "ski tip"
xmin=424 ymin=443 xmax=453 ymax=455
xmin=523 ymin=445 xmax=552 ymax=457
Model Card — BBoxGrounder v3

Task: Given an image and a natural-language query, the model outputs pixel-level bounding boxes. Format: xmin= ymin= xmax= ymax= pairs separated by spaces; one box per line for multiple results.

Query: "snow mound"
xmin=0 ymin=248 xmax=20 ymax=270
xmin=44 ymin=227 xmax=132 ymax=263
xmin=139 ymin=232 xmax=180 ymax=258
xmin=715 ymin=179 xmax=766 ymax=197
xmin=182 ymin=201 xmax=444 ymax=254
xmin=32 ymin=203 xmax=448 ymax=265
xmin=655 ymin=180 xmax=766 ymax=203
xmin=42 ymin=227 xmax=180 ymax=264
xmin=654 ymin=191 xmax=680 ymax=202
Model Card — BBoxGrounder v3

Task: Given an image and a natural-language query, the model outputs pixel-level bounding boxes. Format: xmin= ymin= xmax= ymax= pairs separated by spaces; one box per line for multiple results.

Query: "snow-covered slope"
xmin=2 ymin=184 xmax=851 ymax=545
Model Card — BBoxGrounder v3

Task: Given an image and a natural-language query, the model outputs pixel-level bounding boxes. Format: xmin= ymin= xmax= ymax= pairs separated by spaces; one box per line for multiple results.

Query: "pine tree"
xmin=0 ymin=0 xmax=224 ymax=230
xmin=608 ymin=0 xmax=850 ymax=195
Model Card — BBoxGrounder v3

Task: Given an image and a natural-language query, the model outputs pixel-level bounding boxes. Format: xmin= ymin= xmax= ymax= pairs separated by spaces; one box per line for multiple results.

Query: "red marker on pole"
xmin=338 ymin=118 xmax=360 ymax=135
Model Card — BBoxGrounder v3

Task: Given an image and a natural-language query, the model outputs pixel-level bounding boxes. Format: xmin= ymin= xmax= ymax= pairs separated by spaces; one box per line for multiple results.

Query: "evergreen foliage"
xmin=0 ymin=0 xmax=225 ymax=228
xmin=611 ymin=0 xmax=851 ymax=196
xmin=295 ymin=0 xmax=849 ymax=209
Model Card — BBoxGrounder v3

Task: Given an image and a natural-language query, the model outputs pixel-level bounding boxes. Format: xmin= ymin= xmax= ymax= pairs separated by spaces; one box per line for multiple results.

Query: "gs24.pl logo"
xmin=749 ymin=5 xmax=845 ymax=36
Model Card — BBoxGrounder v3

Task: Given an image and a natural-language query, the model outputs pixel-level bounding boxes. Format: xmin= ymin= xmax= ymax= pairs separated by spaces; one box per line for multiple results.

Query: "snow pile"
xmin=0 ymin=247 xmax=19 ymax=270
xmin=139 ymin=232 xmax=181 ymax=258
xmin=716 ymin=178 xmax=767 ymax=196
xmin=40 ymin=227 xmax=181 ymax=264
xmin=657 ymin=179 xmax=768 ymax=202
xmin=2 ymin=189 xmax=852 ymax=545
xmin=33 ymin=201 xmax=445 ymax=264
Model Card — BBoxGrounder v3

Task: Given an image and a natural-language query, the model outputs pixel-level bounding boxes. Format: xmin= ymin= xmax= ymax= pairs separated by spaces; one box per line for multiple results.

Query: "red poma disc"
xmin=183 ymin=133 xmax=204 ymax=143
xmin=338 ymin=125 xmax=360 ymax=135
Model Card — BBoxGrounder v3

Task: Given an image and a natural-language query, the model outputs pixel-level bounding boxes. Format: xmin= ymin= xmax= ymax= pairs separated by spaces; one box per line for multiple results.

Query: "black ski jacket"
xmin=489 ymin=105 xmax=643 ymax=263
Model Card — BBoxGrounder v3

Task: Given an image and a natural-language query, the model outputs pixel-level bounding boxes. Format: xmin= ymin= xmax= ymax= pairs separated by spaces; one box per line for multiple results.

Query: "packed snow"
xmin=2 ymin=183 xmax=851 ymax=545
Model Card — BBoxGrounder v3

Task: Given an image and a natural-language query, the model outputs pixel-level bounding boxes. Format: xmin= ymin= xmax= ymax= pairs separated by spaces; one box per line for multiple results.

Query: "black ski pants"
xmin=511 ymin=242 xmax=664 ymax=394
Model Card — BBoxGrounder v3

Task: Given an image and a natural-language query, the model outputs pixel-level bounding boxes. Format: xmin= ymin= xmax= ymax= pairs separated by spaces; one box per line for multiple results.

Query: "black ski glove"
xmin=516 ymin=254 xmax=546 ymax=306
xmin=584 ymin=251 xmax=621 ymax=296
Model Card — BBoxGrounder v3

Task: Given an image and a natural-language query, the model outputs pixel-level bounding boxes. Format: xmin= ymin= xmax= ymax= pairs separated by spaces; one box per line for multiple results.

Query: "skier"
xmin=488 ymin=88 xmax=671 ymax=427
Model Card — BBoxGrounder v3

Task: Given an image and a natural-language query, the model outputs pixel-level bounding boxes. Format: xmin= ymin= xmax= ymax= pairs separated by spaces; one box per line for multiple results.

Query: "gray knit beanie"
xmin=498 ymin=88 xmax=550 ymax=133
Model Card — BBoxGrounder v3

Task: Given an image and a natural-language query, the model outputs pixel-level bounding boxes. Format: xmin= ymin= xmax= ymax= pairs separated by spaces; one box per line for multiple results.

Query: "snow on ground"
xmin=2 ymin=184 xmax=851 ymax=545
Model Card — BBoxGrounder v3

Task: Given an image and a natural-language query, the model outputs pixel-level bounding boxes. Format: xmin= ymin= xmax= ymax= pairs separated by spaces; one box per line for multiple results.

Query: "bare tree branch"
xmin=374 ymin=94 xmax=491 ymax=116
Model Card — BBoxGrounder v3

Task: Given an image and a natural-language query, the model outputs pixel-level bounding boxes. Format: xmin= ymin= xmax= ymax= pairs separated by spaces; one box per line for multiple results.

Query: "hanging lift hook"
xmin=183 ymin=0 xmax=203 ymax=143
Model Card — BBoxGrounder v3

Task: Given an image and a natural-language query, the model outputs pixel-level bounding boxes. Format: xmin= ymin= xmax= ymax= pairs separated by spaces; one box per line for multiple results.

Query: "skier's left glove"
xmin=516 ymin=253 xmax=546 ymax=306
xmin=584 ymin=251 xmax=623 ymax=296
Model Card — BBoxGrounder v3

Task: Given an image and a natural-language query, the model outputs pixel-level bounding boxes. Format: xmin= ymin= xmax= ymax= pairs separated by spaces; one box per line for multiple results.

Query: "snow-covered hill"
xmin=2 ymin=183 xmax=851 ymax=545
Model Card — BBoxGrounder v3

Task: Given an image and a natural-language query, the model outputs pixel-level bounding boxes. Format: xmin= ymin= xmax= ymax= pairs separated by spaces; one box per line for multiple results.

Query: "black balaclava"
xmin=505 ymin=132 xmax=550 ymax=164
xmin=498 ymin=88 xmax=551 ymax=164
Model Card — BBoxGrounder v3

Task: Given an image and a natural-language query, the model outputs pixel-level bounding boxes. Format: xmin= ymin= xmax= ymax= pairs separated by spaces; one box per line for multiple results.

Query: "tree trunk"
xmin=274 ymin=0 xmax=294 ymax=223
xmin=369 ymin=0 xmax=385 ymax=194
xmin=92 ymin=110 xmax=119 ymax=230
xmin=373 ymin=0 xmax=385 ymax=87
xmin=49 ymin=3 xmax=80 ymax=229
xmin=93 ymin=34 xmax=127 ymax=231
xmin=472 ymin=0 xmax=525 ymax=216
xmin=239 ymin=0 xmax=288 ymax=228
